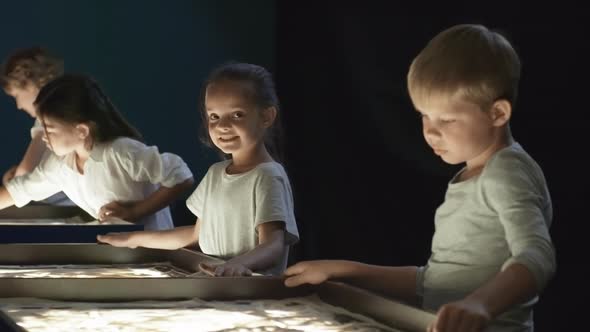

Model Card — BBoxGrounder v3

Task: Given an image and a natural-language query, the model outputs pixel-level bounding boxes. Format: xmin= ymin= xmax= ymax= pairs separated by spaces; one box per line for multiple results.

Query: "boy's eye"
xmin=440 ymin=119 xmax=455 ymax=124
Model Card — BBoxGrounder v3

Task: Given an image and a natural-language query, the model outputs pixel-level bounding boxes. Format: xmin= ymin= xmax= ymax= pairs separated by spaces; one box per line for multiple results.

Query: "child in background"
xmin=284 ymin=24 xmax=555 ymax=332
xmin=98 ymin=62 xmax=299 ymax=277
xmin=0 ymin=47 xmax=71 ymax=205
xmin=0 ymin=74 xmax=194 ymax=230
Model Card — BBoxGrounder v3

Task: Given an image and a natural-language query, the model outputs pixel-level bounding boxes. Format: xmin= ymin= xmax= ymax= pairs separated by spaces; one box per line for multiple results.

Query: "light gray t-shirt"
xmin=416 ymin=142 xmax=556 ymax=331
xmin=7 ymin=137 xmax=193 ymax=230
xmin=186 ymin=160 xmax=299 ymax=276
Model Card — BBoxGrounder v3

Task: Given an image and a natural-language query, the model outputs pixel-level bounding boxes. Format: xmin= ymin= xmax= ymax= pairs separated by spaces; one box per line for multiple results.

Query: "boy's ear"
xmin=75 ymin=123 xmax=91 ymax=139
xmin=262 ymin=106 xmax=277 ymax=128
xmin=490 ymin=99 xmax=512 ymax=127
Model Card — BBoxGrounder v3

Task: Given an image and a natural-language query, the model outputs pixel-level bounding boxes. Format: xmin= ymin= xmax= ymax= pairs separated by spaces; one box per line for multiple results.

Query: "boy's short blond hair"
xmin=408 ymin=24 xmax=521 ymax=110
xmin=0 ymin=47 xmax=64 ymax=91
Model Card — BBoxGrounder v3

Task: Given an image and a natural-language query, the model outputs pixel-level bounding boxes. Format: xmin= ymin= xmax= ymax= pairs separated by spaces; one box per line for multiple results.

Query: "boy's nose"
xmin=423 ymin=124 xmax=441 ymax=138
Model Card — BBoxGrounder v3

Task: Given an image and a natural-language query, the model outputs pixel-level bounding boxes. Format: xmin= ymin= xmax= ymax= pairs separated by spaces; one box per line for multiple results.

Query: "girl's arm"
xmin=285 ymin=260 xmax=419 ymax=304
xmin=229 ymin=221 xmax=286 ymax=270
xmin=3 ymin=157 xmax=62 ymax=208
xmin=3 ymin=134 xmax=46 ymax=185
xmin=199 ymin=221 xmax=288 ymax=277
xmin=98 ymin=178 xmax=194 ymax=221
xmin=15 ymin=134 xmax=47 ymax=177
xmin=0 ymin=186 xmax=16 ymax=210
xmin=97 ymin=219 xmax=201 ymax=250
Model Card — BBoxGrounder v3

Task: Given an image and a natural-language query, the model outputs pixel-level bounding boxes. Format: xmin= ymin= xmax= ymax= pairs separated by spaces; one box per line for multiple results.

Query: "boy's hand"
xmin=99 ymin=201 xmax=138 ymax=222
xmin=283 ymin=261 xmax=332 ymax=287
xmin=427 ymin=298 xmax=491 ymax=332
xmin=199 ymin=262 xmax=252 ymax=277
xmin=97 ymin=232 xmax=136 ymax=248
xmin=2 ymin=165 xmax=17 ymax=186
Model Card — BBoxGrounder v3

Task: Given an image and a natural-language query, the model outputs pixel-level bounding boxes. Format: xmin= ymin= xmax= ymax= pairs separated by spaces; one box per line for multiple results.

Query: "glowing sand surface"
xmin=1 ymin=296 xmax=400 ymax=331
xmin=0 ymin=263 xmax=190 ymax=278
xmin=0 ymin=216 xmax=129 ymax=225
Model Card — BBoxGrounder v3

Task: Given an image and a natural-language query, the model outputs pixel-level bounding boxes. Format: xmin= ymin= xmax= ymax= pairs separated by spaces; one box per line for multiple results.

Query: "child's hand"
xmin=283 ymin=261 xmax=331 ymax=287
xmin=2 ymin=165 xmax=17 ymax=186
xmin=99 ymin=201 xmax=138 ymax=222
xmin=199 ymin=262 xmax=253 ymax=277
xmin=427 ymin=298 xmax=491 ymax=332
xmin=96 ymin=232 xmax=137 ymax=248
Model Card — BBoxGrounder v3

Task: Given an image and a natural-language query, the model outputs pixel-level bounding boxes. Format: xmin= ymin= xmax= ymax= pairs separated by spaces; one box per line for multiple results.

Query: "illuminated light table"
xmin=0 ymin=205 xmax=142 ymax=243
xmin=0 ymin=245 xmax=435 ymax=332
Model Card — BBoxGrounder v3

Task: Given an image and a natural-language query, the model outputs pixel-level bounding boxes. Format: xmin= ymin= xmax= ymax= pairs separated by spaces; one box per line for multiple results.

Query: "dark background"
xmin=0 ymin=0 xmax=276 ymax=185
xmin=1 ymin=1 xmax=585 ymax=330
xmin=275 ymin=3 xmax=586 ymax=330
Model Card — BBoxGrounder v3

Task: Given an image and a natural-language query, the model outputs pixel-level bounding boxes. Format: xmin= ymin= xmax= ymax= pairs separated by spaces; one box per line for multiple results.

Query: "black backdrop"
xmin=276 ymin=2 xmax=587 ymax=331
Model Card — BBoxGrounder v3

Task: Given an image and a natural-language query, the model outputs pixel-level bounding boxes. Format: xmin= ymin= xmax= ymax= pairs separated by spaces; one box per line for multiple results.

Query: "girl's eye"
xmin=209 ymin=114 xmax=219 ymax=121
xmin=232 ymin=112 xmax=244 ymax=119
xmin=440 ymin=119 xmax=455 ymax=124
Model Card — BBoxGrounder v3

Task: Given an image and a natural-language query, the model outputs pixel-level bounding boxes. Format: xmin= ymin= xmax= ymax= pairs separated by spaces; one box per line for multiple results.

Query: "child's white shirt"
xmin=186 ymin=160 xmax=299 ymax=276
xmin=6 ymin=137 xmax=193 ymax=230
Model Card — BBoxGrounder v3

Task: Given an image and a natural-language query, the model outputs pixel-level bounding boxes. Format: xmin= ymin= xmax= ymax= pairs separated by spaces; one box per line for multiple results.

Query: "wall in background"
xmin=0 ymin=0 xmax=276 ymax=225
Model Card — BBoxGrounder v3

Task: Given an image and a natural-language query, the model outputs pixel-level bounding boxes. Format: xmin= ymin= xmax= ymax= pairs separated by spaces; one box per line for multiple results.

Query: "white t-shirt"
xmin=186 ymin=160 xmax=299 ymax=276
xmin=30 ymin=119 xmax=43 ymax=139
xmin=6 ymin=137 xmax=193 ymax=230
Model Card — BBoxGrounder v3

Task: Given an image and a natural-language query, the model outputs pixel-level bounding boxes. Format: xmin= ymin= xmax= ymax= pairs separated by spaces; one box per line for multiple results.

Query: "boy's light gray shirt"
xmin=417 ymin=142 xmax=556 ymax=331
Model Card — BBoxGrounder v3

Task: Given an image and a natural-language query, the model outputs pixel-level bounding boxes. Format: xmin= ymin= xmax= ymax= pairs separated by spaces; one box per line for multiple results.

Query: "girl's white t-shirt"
xmin=186 ymin=160 xmax=299 ymax=276
xmin=6 ymin=137 xmax=193 ymax=230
